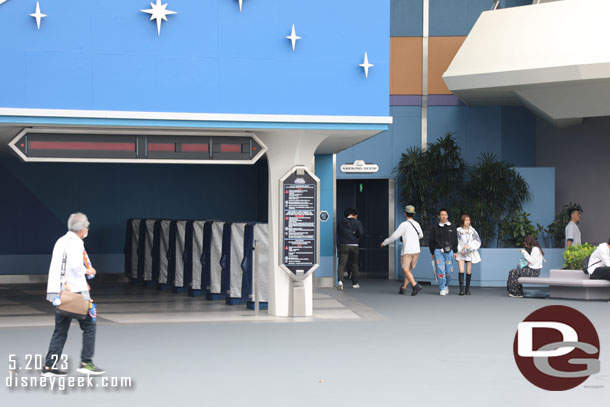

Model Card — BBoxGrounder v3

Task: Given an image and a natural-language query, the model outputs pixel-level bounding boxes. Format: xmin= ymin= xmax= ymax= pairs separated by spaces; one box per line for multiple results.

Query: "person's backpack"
xmin=582 ymin=255 xmax=601 ymax=275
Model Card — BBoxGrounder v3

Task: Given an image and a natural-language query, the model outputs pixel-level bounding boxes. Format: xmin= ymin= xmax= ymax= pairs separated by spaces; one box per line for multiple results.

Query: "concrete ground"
xmin=1 ymin=280 xmax=608 ymax=406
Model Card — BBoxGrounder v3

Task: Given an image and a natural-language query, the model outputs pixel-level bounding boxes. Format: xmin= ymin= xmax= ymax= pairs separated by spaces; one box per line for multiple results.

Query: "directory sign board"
xmin=280 ymin=166 xmax=320 ymax=279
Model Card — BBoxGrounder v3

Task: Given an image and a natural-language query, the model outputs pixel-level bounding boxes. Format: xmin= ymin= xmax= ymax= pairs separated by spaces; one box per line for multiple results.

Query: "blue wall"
xmin=0 ymin=156 xmax=268 ymax=261
xmin=337 ymin=106 xmax=421 ymax=179
xmin=390 ymin=0 xmax=422 ymax=36
xmin=0 ymin=0 xmax=389 ymax=117
xmin=428 ymin=106 xmax=502 ymax=163
xmin=517 ymin=167 xmax=555 ymax=240
xmin=410 ymin=248 xmax=565 ymax=287
xmin=430 ymin=0 xmax=533 ymax=36
xmin=392 ymin=0 xmax=532 ymax=38
xmin=501 ymin=107 xmax=537 ymax=167
xmin=428 ymin=106 xmax=536 ymax=166
xmin=338 ymin=106 xmax=536 ymax=180
xmin=315 ymin=154 xmax=334 ymax=278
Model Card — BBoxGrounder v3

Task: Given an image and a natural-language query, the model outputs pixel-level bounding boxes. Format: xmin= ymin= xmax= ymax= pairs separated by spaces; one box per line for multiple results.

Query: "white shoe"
xmin=508 ymin=293 xmax=524 ymax=298
xmin=440 ymin=289 xmax=447 ymax=296
xmin=353 ymin=284 xmax=360 ymax=288
xmin=337 ymin=281 xmax=343 ymax=291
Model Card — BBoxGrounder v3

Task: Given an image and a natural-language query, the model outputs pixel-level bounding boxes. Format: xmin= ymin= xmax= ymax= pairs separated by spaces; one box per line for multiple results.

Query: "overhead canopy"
xmin=0 ymin=108 xmax=392 ymax=161
xmin=443 ymin=0 xmax=610 ymax=127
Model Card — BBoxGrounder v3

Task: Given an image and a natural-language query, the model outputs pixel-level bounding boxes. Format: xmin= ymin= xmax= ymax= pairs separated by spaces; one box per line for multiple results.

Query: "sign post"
xmin=279 ymin=166 xmax=320 ymax=280
xmin=279 ymin=166 xmax=319 ymax=316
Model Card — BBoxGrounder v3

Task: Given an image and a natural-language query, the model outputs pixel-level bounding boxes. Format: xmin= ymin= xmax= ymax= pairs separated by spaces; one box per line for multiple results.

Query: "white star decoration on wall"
xmin=30 ymin=1 xmax=46 ymax=30
xmin=359 ymin=52 xmax=374 ymax=78
xmin=140 ymin=0 xmax=177 ymax=36
xmin=14 ymin=2 xmax=373 ymax=80
xmin=286 ymin=25 xmax=301 ymax=51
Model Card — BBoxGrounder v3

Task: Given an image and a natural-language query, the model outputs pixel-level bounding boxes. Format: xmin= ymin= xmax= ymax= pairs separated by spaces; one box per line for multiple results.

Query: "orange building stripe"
xmin=390 ymin=37 xmax=423 ymax=95
xmin=428 ymin=36 xmax=466 ymax=95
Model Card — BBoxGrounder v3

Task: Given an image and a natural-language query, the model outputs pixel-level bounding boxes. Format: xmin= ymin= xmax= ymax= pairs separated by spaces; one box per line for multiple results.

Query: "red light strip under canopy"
xmin=148 ymin=143 xmax=175 ymax=152
xmin=29 ymin=141 xmax=136 ymax=151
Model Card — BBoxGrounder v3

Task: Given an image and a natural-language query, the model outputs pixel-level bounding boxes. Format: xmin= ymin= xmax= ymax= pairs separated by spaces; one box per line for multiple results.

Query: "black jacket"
xmin=429 ymin=222 xmax=458 ymax=254
xmin=337 ymin=217 xmax=364 ymax=246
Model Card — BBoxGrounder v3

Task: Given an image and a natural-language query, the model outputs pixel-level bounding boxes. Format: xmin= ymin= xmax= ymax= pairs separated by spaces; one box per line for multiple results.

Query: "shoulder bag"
xmin=56 ymin=239 xmax=90 ymax=320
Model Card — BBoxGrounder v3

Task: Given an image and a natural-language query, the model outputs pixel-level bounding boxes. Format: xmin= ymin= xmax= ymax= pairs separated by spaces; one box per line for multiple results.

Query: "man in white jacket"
xmin=588 ymin=238 xmax=610 ymax=280
xmin=43 ymin=213 xmax=105 ymax=377
xmin=381 ymin=205 xmax=423 ymax=296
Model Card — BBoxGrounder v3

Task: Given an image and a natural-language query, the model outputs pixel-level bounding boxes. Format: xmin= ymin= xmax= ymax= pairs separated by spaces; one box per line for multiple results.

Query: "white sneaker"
xmin=508 ymin=293 xmax=524 ymax=298
xmin=337 ymin=281 xmax=343 ymax=291
xmin=440 ymin=289 xmax=447 ymax=296
xmin=353 ymin=284 xmax=360 ymax=288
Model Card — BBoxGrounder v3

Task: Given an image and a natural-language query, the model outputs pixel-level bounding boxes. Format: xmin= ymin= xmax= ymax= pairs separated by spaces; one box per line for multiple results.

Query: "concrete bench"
xmin=519 ymin=269 xmax=610 ymax=300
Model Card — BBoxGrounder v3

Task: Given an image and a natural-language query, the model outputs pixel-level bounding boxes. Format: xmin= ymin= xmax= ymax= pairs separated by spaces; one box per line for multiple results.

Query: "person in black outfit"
xmin=337 ymin=208 xmax=364 ymax=290
xmin=429 ymin=209 xmax=458 ymax=296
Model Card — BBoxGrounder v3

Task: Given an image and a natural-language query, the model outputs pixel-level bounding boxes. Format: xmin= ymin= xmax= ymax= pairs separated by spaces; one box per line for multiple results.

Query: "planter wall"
xmin=408 ymin=248 xmax=564 ymax=287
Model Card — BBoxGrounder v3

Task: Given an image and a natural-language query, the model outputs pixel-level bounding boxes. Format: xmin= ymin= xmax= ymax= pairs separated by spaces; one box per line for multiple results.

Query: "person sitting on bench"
xmin=588 ymin=238 xmax=610 ymax=281
xmin=507 ymin=235 xmax=544 ymax=298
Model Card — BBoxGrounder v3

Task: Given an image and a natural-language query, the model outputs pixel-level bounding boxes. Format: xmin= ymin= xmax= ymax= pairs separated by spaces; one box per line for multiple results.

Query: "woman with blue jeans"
xmin=429 ymin=209 xmax=458 ymax=296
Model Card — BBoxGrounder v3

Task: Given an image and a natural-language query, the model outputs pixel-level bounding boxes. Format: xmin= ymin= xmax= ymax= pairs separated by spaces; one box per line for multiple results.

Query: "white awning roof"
xmin=443 ymin=0 xmax=610 ymax=127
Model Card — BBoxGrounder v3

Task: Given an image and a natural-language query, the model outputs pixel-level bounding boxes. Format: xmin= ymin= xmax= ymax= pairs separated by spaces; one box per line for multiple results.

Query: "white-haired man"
xmin=43 ymin=212 xmax=105 ymax=376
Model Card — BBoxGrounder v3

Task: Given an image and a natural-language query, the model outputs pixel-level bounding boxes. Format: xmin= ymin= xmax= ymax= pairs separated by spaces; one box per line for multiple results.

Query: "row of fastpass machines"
xmin=124 ymin=219 xmax=269 ymax=308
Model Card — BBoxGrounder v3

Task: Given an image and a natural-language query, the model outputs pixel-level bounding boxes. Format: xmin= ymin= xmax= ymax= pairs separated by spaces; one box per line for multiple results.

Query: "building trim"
xmin=0 ymin=107 xmax=392 ymax=126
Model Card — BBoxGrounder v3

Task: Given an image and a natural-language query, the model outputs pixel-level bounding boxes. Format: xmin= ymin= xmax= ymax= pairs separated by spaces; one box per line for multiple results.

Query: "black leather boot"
xmin=465 ymin=274 xmax=472 ymax=295
xmin=459 ymin=273 xmax=465 ymax=296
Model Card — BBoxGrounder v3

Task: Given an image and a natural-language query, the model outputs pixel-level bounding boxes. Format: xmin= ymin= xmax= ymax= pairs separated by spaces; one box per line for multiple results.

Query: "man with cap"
xmin=381 ymin=205 xmax=424 ymax=296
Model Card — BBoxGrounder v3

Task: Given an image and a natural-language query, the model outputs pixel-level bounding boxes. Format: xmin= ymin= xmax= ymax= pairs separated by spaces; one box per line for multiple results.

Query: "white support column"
xmin=422 ymin=0 xmax=430 ymax=150
xmin=258 ymin=133 xmax=329 ymax=317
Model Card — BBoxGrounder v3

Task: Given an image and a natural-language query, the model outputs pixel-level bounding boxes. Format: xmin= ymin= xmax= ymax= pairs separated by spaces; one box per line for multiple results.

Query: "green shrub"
xmin=563 ymin=242 xmax=596 ymax=270
xmin=498 ymin=212 xmax=536 ymax=248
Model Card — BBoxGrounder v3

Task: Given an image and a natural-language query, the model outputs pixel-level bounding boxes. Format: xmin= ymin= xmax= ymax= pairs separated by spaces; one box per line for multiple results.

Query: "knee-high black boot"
xmin=465 ymin=274 xmax=472 ymax=295
xmin=459 ymin=273 xmax=465 ymax=296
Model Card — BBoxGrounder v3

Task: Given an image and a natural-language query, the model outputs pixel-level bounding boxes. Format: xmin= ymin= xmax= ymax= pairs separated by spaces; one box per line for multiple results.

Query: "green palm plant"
xmin=426 ymin=133 xmax=465 ymax=219
xmin=395 ymin=133 xmax=465 ymax=241
xmin=464 ymin=153 xmax=531 ymax=246
xmin=497 ymin=212 xmax=537 ymax=248
xmin=395 ymin=146 xmax=435 ymax=239
xmin=395 ymin=137 xmax=530 ymax=247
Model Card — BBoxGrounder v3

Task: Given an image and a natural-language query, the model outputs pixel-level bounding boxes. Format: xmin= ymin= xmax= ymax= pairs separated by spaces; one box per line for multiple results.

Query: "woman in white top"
xmin=507 ymin=235 xmax=545 ymax=298
xmin=456 ymin=214 xmax=481 ymax=296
